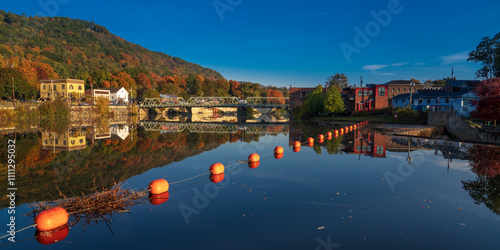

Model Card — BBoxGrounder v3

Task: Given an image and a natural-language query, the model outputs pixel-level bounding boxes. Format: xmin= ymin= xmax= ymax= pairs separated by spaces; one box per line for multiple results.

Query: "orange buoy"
xmin=248 ymin=161 xmax=260 ymax=169
xmin=345 ymin=127 xmax=349 ymax=132
xmin=148 ymin=191 xmax=170 ymax=205
xmin=326 ymin=132 xmax=332 ymax=137
xmin=293 ymin=141 xmax=301 ymax=147
xmin=318 ymin=138 xmax=324 ymax=144
xmin=307 ymin=137 xmax=314 ymax=143
xmin=274 ymin=153 xmax=284 ymax=159
xmin=354 ymin=125 xmax=357 ymax=130
xmin=293 ymin=146 xmax=301 ymax=153
xmin=35 ymin=207 xmax=69 ymax=232
xmin=308 ymin=142 xmax=314 ymax=147
xmin=318 ymin=134 xmax=324 ymax=140
xmin=148 ymin=179 xmax=169 ymax=195
xmin=36 ymin=225 xmax=69 ymax=245
xmin=210 ymin=173 xmax=225 ymax=184
xmin=340 ymin=128 xmax=344 ymax=134
xmin=210 ymin=163 xmax=225 ymax=175
xmin=327 ymin=135 xmax=332 ymax=140
xmin=335 ymin=130 xmax=339 ymax=135
xmin=248 ymin=153 xmax=260 ymax=162
xmin=350 ymin=126 xmax=353 ymax=131
xmin=274 ymin=146 xmax=284 ymax=154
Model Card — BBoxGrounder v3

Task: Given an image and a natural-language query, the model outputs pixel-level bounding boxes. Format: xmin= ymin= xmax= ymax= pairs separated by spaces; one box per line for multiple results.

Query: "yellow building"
xmin=40 ymin=79 xmax=85 ymax=100
xmin=42 ymin=130 xmax=87 ymax=151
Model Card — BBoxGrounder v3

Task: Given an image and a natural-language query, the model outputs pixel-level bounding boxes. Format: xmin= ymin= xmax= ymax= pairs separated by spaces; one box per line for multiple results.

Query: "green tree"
xmin=468 ymin=33 xmax=500 ymax=79
xmin=323 ymin=86 xmax=345 ymax=116
xmin=325 ymin=73 xmax=349 ymax=90
xmin=0 ymin=67 xmax=36 ymax=100
xmin=303 ymin=84 xmax=324 ymax=115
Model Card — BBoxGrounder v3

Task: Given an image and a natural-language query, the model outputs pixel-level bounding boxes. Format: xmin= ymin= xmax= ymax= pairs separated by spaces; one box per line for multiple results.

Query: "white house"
xmin=110 ymin=125 xmax=130 ymax=140
xmin=392 ymin=90 xmax=478 ymax=117
xmin=100 ymin=87 xmax=129 ymax=104
xmin=85 ymin=89 xmax=110 ymax=104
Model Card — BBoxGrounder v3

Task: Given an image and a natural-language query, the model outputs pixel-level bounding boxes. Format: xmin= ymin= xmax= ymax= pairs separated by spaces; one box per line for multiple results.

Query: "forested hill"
xmin=0 ymin=10 xmax=223 ymax=94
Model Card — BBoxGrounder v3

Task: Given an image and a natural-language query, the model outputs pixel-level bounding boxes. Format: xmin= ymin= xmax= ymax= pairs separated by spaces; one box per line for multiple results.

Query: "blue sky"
xmin=3 ymin=0 xmax=500 ymax=87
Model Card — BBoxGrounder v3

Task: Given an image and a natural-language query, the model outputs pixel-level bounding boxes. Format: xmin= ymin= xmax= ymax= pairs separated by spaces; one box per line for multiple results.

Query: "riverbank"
xmin=312 ymin=114 xmax=426 ymax=124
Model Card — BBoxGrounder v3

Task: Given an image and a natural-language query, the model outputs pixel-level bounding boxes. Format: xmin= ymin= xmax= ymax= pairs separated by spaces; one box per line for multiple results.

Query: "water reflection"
xmin=462 ymin=145 xmax=500 ymax=215
xmin=3 ymin=120 xmax=500 ymax=249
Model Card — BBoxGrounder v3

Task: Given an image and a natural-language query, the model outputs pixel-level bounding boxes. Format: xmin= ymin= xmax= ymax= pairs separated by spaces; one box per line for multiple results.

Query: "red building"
xmin=341 ymin=84 xmax=388 ymax=114
xmin=344 ymin=130 xmax=387 ymax=157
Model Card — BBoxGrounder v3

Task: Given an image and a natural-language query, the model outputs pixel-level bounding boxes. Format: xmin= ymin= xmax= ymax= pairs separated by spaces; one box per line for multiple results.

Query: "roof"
xmin=385 ymin=80 xmax=412 ymax=85
xmin=392 ymin=90 xmax=474 ymax=99
xmin=98 ymin=87 xmax=127 ymax=93
xmin=40 ymin=78 xmax=85 ymax=84
xmin=446 ymin=80 xmax=480 ymax=88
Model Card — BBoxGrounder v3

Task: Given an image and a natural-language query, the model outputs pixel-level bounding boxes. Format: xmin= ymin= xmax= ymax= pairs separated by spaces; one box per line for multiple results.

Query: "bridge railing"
xmin=141 ymin=96 xmax=289 ymax=107
xmin=187 ymin=97 xmax=239 ymax=106
xmin=245 ymin=97 xmax=289 ymax=106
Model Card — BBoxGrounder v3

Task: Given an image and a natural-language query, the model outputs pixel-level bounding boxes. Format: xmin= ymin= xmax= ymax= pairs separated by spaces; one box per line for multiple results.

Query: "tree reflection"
xmin=462 ymin=145 xmax=500 ymax=215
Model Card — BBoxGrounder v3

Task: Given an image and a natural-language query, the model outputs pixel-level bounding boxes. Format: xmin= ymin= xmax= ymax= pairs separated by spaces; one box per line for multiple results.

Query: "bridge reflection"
xmin=140 ymin=121 xmax=289 ymax=134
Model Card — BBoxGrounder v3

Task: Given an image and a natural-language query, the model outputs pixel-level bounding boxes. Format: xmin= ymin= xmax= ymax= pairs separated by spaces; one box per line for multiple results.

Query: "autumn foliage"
xmin=468 ymin=145 xmax=500 ymax=178
xmin=471 ymin=78 xmax=500 ymax=123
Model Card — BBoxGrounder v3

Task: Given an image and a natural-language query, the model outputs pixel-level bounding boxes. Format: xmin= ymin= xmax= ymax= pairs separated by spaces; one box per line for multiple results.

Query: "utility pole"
xmin=409 ymin=79 xmax=415 ymax=110
xmin=10 ymin=65 xmax=15 ymax=107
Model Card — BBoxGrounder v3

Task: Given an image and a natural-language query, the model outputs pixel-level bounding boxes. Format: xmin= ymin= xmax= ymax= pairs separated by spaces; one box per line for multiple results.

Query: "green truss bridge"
xmin=140 ymin=97 xmax=289 ymax=109
xmin=140 ymin=121 xmax=289 ymax=134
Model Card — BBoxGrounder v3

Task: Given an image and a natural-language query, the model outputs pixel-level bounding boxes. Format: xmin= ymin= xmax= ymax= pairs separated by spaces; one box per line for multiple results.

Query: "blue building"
xmin=392 ymin=91 xmax=478 ymax=117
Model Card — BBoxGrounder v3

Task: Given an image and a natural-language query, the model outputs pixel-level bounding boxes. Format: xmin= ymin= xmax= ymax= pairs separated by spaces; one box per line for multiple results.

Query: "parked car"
xmin=79 ymin=103 xmax=90 ymax=106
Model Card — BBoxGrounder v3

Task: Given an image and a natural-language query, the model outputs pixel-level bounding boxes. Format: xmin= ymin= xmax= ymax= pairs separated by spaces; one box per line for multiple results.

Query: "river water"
xmin=1 ymin=121 xmax=499 ymax=249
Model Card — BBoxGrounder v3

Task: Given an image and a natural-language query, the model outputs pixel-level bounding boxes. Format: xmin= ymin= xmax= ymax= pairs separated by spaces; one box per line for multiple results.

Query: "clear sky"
xmin=2 ymin=0 xmax=500 ymax=87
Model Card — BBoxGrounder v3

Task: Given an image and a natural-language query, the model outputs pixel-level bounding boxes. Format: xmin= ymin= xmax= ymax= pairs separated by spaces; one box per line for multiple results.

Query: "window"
xmin=378 ymin=87 xmax=386 ymax=96
xmin=359 ymin=103 xmax=364 ymax=110
xmin=62 ymin=85 xmax=65 ymax=89
xmin=376 ymin=146 xmax=384 ymax=155
xmin=419 ymin=98 xmax=422 ymax=104
xmin=426 ymin=99 xmax=430 ymax=104
xmin=53 ymin=85 xmax=56 ymax=90
xmin=63 ymin=140 xmax=67 ymax=145
xmin=70 ymin=85 xmax=74 ymax=90
xmin=80 ymin=139 xmax=84 ymax=144
xmin=362 ymin=145 xmax=367 ymax=152
xmin=55 ymin=139 xmax=58 ymax=144
xmin=403 ymin=88 xmax=406 ymax=92
xmin=398 ymin=88 xmax=400 ymax=92
xmin=446 ymin=98 xmax=450 ymax=103
xmin=78 ymin=85 xmax=82 ymax=90
xmin=291 ymin=93 xmax=294 ymax=97
xmin=392 ymin=89 xmax=394 ymax=92
xmin=463 ymin=99 xmax=469 ymax=107
xmin=364 ymin=90 xmax=368 ymax=96
xmin=357 ymin=146 xmax=361 ymax=152
xmin=367 ymin=145 xmax=372 ymax=152
xmin=43 ymin=85 xmax=46 ymax=90
xmin=369 ymin=90 xmax=373 ymax=96
xmin=358 ymin=91 xmax=362 ymax=96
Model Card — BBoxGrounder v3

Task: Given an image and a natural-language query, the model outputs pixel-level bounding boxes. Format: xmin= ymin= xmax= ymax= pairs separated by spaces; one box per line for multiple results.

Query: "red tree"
xmin=471 ymin=78 xmax=500 ymax=125
xmin=468 ymin=145 xmax=500 ymax=178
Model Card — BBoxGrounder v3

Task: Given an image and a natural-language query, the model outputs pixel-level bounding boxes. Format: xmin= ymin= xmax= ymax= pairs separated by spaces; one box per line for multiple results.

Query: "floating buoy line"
xmin=0 ymin=121 xmax=369 ymax=246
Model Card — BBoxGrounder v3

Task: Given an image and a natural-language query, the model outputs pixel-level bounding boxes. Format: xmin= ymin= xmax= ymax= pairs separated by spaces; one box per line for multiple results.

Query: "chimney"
xmin=354 ymin=84 xmax=356 ymax=88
